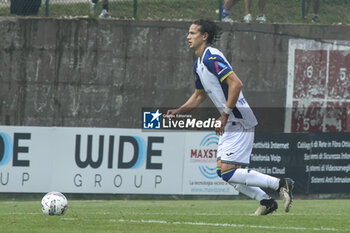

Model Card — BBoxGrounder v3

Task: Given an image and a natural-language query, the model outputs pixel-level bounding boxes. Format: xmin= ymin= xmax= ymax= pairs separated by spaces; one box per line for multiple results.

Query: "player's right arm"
xmin=167 ymin=90 xmax=207 ymax=118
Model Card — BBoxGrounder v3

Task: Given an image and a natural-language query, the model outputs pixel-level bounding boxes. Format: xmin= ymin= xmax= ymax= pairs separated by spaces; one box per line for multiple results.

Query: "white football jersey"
xmin=194 ymin=47 xmax=258 ymax=129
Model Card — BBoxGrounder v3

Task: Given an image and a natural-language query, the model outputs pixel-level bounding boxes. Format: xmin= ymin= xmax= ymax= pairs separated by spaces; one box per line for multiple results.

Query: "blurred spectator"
xmin=221 ymin=0 xmax=239 ymax=22
xmin=221 ymin=0 xmax=266 ymax=23
xmin=90 ymin=0 xmax=111 ymax=18
xmin=10 ymin=0 xmax=41 ymax=16
xmin=244 ymin=0 xmax=266 ymax=23
xmin=305 ymin=0 xmax=320 ymax=23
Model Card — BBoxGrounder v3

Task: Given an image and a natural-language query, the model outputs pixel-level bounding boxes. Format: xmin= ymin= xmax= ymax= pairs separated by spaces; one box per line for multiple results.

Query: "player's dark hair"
xmin=193 ymin=19 xmax=222 ymax=45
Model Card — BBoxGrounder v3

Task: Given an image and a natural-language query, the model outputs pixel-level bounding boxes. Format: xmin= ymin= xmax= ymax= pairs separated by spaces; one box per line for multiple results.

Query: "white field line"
xmin=134 ymin=212 xmax=348 ymax=216
xmin=3 ymin=215 xmax=347 ymax=232
xmin=117 ymin=219 xmax=348 ymax=232
xmin=3 ymin=211 xmax=344 ymax=217
xmin=61 ymin=217 xmax=79 ymax=221
xmin=0 ymin=212 xmax=42 ymax=215
xmin=2 ymin=210 xmax=348 ymax=217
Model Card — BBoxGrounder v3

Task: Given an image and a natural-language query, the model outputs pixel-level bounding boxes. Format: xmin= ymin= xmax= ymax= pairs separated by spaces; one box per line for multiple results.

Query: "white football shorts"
xmin=217 ymin=122 xmax=255 ymax=166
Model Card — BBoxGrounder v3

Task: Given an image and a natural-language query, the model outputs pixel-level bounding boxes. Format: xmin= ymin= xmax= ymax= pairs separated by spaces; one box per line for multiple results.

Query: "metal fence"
xmin=1 ymin=0 xmax=217 ymax=19
xmin=0 ymin=0 xmax=349 ymax=24
xmin=0 ymin=0 xmax=137 ymax=18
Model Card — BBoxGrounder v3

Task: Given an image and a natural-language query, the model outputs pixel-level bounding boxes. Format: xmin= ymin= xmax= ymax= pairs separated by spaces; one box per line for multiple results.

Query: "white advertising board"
xmin=183 ymin=132 xmax=238 ymax=195
xmin=0 ymin=126 xmax=238 ymax=196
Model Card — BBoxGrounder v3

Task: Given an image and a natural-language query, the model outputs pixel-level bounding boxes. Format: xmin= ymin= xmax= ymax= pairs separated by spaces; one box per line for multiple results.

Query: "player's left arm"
xmin=215 ymin=72 xmax=243 ymax=135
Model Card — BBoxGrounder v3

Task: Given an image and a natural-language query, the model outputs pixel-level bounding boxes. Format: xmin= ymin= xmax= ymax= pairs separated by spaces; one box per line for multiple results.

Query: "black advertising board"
xmin=251 ymin=132 xmax=350 ymax=194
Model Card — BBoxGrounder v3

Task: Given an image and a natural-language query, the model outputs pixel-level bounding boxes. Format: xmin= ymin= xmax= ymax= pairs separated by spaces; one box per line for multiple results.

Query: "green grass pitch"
xmin=1 ymin=199 xmax=350 ymax=233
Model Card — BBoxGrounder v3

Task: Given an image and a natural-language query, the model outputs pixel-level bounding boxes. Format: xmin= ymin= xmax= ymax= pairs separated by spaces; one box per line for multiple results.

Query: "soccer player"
xmin=167 ymin=19 xmax=294 ymax=215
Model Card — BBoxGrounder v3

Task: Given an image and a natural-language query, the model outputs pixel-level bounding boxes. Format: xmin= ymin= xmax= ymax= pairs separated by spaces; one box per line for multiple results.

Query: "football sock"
xmin=222 ymin=168 xmax=280 ymax=190
xmin=231 ymin=183 xmax=271 ymax=201
xmin=217 ymin=167 xmax=222 ymax=177
xmin=222 ymin=8 xmax=230 ymax=18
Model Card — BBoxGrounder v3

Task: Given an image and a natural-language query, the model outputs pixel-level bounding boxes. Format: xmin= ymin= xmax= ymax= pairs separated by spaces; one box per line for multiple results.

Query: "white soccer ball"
xmin=41 ymin=191 xmax=68 ymax=216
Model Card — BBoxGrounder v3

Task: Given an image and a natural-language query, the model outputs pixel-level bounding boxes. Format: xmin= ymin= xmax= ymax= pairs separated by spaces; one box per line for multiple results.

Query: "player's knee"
xmin=221 ymin=168 xmax=237 ymax=182
xmin=216 ymin=168 xmax=222 ymax=177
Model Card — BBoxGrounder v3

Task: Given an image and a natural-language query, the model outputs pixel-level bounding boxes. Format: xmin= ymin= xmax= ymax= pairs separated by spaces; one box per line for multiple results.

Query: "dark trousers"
xmin=10 ymin=0 xmax=41 ymax=16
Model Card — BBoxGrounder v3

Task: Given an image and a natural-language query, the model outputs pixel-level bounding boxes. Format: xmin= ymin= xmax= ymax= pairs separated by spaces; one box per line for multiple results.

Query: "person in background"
xmin=305 ymin=0 xmax=320 ymax=23
xmin=221 ymin=0 xmax=239 ymax=22
xmin=221 ymin=0 xmax=266 ymax=23
xmin=90 ymin=0 xmax=111 ymax=18
xmin=10 ymin=0 xmax=41 ymax=16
